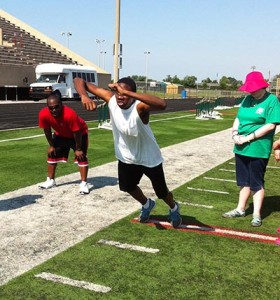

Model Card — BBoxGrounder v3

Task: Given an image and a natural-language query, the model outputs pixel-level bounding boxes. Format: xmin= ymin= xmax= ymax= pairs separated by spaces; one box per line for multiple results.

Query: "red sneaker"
xmin=277 ymin=228 xmax=280 ymax=233
xmin=276 ymin=238 xmax=280 ymax=245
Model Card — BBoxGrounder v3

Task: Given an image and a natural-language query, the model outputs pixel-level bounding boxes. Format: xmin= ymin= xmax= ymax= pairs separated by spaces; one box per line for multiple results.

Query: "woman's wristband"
xmin=247 ymin=132 xmax=256 ymax=143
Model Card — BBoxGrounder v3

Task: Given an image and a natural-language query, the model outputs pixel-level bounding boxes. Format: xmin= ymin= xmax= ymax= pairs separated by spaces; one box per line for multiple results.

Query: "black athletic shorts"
xmin=47 ymin=133 xmax=88 ymax=167
xmin=235 ymin=154 xmax=268 ymax=192
xmin=118 ymin=160 xmax=169 ymax=199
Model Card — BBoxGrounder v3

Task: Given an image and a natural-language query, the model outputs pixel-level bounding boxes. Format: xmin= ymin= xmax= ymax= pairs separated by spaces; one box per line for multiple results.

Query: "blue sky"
xmin=1 ymin=0 xmax=280 ymax=82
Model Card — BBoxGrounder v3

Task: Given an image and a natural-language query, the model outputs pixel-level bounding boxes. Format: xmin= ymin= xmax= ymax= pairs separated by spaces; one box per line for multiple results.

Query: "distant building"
xmin=165 ymin=82 xmax=184 ymax=95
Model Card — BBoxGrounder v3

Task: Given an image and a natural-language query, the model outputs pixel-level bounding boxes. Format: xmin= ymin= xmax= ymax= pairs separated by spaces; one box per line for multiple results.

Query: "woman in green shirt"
xmin=223 ymin=71 xmax=280 ymax=227
xmin=273 ymin=140 xmax=280 ymax=243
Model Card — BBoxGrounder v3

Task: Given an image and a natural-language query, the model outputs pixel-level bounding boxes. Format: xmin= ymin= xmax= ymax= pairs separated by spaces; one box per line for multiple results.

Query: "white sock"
xmin=143 ymin=199 xmax=150 ymax=209
xmin=171 ymin=203 xmax=178 ymax=212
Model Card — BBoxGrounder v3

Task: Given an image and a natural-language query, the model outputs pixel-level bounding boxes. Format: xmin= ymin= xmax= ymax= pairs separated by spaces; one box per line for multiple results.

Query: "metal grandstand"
xmin=0 ymin=9 xmax=111 ymax=100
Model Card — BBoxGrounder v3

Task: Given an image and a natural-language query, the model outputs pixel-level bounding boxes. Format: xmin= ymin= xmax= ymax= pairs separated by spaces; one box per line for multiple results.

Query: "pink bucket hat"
xmin=239 ymin=71 xmax=269 ymax=93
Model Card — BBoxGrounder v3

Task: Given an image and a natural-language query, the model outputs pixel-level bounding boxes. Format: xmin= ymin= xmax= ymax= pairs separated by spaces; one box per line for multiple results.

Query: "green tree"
xmin=162 ymin=75 xmax=182 ymax=84
xmin=163 ymin=75 xmax=173 ymax=82
xmin=182 ymin=75 xmax=197 ymax=88
xmin=131 ymin=75 xmax=146 ymax=82
xmin=219 ymin=76 xmax=229 ymax=90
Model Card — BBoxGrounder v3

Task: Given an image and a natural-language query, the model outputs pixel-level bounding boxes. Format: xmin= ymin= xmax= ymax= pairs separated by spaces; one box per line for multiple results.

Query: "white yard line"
xmin=0 ymin=114 xmax=195 ymax=143
xmin=203 ymin=176 xmax=236 ymax=183
xmin=187 ymin=187 xmax=229 ymax=194
xmin=35 ymin=272 xmax=111 ymax=293
xmin=229 ymin=161 xmax=280 ymax=170
xmin=97 ymin=239 xmax=159 ymax=253
xmin=0 ymin=134 xmax=44 ymax=143
xmin=219 ymin=168 xmax=235 ymax=172
xmin=177 ymin=201 xmax=213 ymax=209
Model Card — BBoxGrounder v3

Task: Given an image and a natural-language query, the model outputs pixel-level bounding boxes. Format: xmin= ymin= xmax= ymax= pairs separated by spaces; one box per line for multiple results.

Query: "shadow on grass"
xmin=246 ymin=195 xmax=280 ymax=219
xmin=151 ymin=214 xmax=212 ymax=230
xmin=0 ymin=194 xmax=42 ymax=211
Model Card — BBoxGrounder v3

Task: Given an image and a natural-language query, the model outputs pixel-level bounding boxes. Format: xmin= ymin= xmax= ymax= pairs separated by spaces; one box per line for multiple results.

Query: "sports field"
xmin=0 ymin=109 xmax=279 ymax=299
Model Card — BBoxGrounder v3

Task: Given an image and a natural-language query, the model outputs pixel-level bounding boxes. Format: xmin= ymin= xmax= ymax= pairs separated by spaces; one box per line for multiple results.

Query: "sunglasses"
xmin=48 ymin=104 xmax=60 ymax=110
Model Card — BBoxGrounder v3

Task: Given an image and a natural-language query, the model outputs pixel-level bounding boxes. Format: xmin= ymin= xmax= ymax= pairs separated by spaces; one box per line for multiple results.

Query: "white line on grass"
xmin=97 ymin=239 xmax=159 ymax=253
xmin=187 ymin=187 xmax=229 ymax=194
xmin=229 ymin=162 xmax=280 ymax=169
xmin=0 ymin=114 xmax=194 ymax=143
xmin=203 ymin=176 xmax=236 ymax=183
xmin=266 ymin=165 xmax=280 ymax=169
xmin=150 ymin=114 xmax=195 ymax=123
xmin=0 ymin=134 xmax=44 ymax=143
xmin=219 ymin=168 xmax=235 ymax=172
xmin=0 ymin=125 xmax=38 ymax=132
xmin=177 ymin=201 xmax=213 ymax=209
xmin=35 ymin=272 xmax=111 ymax=293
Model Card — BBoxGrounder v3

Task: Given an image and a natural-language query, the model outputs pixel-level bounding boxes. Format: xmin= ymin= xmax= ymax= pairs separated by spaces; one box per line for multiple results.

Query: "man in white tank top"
xmin=74 ymin=77 xmax=182 ymax=227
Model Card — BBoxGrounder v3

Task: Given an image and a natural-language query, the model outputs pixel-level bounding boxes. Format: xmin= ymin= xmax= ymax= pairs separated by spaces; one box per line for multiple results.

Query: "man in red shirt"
xmin=38 ymin=90 xmax=90 ymax=194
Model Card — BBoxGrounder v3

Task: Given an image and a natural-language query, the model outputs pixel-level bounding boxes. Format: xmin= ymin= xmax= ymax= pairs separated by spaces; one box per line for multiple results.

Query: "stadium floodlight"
xmin=61 ymin=32 xmax=72 ymax=48
xmin=144 ymin=51 xmax=151 ymax=91
xmin=95 ymin=39 xmax=105 ymax=67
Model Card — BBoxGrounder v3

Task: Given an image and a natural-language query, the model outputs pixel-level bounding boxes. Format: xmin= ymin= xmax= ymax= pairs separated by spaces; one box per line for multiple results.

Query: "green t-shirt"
xmin=234 ymin=92 xmax=280 ymax=158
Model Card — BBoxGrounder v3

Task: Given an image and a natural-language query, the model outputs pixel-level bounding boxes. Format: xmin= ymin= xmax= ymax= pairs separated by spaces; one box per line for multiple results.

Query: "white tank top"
xmin=108 ymin=96 xmax=163 ymax=167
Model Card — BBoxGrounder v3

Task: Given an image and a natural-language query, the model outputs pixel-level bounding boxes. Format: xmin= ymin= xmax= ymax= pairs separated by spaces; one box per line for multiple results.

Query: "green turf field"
xmin=0 ymin=109 xmax=279 ymax=299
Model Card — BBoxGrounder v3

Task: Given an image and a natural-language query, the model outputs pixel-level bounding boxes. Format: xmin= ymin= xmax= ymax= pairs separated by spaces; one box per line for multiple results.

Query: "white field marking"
xmin=35 ymin=272 xmax=111 ymax=293
xmin=0 ymin=129 xmax=99 ymax=143
xmin=203 ymin=176 xmax=236 ymax=183
xmin=150 ymin=114 xmax=195 ymax=123
xmin=219 ymin=168 xmax=235 ymax=173
xmin=97 ymin=239 xmax=159 ymax=253
xmin=267 ymin=165 xmax=280 ymax=169
xmin=228 ymin=161 xmax=280 ymax=170
xmin=0 ymin=134 xmax=44 ymax=143
xmin=0 ymin=114 xmax=194 ymax=142
xmin=135 ymin=219 xmax=278 ymax=243
xmin=177 ymin=201 xmax=213 ymax=209
xmin=0 ymin=125 xmax=38 ymax=132
xmin=187 ymin=187 xmax=229 ymax=194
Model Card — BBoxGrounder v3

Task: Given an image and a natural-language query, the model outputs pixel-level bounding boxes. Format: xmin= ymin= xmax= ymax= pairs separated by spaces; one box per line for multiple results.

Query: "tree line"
xmin=131 ymin=75 xmax=243 ymax=91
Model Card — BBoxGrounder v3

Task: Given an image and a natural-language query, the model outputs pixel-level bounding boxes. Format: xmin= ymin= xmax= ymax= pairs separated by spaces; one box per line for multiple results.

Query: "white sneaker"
xmin=79 ymin=181 xmax=89 ymax=194
xmin=39 ymin=177 xmax=56 ymax=189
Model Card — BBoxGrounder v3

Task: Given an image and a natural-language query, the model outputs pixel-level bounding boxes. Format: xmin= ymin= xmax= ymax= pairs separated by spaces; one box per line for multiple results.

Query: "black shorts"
xmin=235 ymin=154 xmax=268 ymax=191
xmin=47 ymin=133 xmax=88 ymax=166
xmin=118 ymin=160 xmax=169 ymax=199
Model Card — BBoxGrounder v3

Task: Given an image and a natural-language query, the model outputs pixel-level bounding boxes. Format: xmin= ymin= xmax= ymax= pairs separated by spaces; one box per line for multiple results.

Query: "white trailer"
xmin=29 ymin=63 xmax=98 ymax=100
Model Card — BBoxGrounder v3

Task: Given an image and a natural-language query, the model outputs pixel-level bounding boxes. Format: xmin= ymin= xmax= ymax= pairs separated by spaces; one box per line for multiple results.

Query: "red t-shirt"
xmin=38 ymin=105 xmax=88 ymax=138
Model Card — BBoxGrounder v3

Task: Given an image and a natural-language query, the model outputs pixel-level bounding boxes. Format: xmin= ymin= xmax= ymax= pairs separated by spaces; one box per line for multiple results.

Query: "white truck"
xmin=29 ymin=63 xmax=98 ymax=100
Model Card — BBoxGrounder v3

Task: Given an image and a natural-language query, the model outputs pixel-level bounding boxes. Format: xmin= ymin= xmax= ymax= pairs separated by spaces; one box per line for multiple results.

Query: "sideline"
xmin=0 ymin=113 xmax=195 ymax=143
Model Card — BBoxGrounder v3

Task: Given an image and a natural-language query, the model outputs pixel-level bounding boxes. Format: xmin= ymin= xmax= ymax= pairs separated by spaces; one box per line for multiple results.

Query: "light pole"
xmin=100 ymin=51 xmax=107 ymax=69
xmin=144 ymin=51 xmax=150 ymax=91
xmin=95 ymin=38 xmax=105 ymax=67
xmin=114 ymin=0 xmax=121 ymax=82
xmin=61 ymin=32 xmax=72 ymax=48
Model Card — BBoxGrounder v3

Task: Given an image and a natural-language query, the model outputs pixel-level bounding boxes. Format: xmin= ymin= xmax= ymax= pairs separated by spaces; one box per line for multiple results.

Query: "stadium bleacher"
xmin=0 ymin=9 xmax=111 ymax=100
